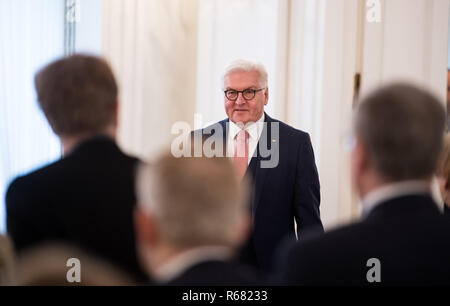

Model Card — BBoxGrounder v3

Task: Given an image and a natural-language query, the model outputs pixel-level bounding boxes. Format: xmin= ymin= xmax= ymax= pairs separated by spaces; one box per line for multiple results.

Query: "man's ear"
xmin=110 ymin=100 xmax=120 ymax=138
xmin=351 ymin=137 xmax=369 ymax=188
xmin=358 ymin=138 xmax=370 ymax=172
xmin=134 ymin=207 xmax=158 ymax=247
xmin=231 ymin=214 xmax=251 ymax=248
xmin=111 ymin=99 xmax=121 ymax=130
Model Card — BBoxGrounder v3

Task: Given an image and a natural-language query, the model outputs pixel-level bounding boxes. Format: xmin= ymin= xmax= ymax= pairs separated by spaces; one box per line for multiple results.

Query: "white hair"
xmin=222 ymin=59 xmax=268 ymax=88
xmin=136 ymin=155 xmax=248 ymax=248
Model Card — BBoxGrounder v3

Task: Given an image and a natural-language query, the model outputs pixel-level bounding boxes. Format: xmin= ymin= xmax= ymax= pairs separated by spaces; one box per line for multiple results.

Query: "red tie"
xmin=234 ymin=130 xmax=249 ymax=180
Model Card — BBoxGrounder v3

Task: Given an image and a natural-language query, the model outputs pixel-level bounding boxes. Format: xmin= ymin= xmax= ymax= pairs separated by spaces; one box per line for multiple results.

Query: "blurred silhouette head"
xmin=34 ymin=54 xmax=118 ymax=139
xmin=10 ymin=244 xmax=135 ymax=286
xmin=223 ymin=60 xmax=269 ymax=125
xmin=352 ymin=83 xmax=446 ymax=198
xmin=135 ymin=153 xmax=250 ymax=275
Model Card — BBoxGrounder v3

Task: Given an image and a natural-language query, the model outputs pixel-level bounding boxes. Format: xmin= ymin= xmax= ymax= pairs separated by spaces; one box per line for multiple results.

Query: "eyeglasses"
xmin=224 ymin=88 xmax=265 ymax=101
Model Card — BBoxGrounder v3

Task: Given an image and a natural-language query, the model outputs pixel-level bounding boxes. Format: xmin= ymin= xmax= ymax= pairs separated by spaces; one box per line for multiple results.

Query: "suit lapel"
xmin=249 ymin=113 xmax=272 ymax=216
xmin=219 ymin=119 xmax=228 ymax=157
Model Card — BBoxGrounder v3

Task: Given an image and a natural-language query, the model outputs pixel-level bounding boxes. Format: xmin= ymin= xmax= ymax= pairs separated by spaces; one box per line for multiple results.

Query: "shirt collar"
xmin=361 ymin=180 xmax=432 ymax=218
xmin=229 ymin=113 xmax=265 ymax=141
xmin=153 ymin=246 xmax=232 ymax=284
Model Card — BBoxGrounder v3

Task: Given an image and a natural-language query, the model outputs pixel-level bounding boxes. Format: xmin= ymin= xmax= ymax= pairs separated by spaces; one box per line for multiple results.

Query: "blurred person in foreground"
xmin=280 ymin=83 xmax=450 ymax=286
xmin=0 ymin=235 xmax=14 ymax=285
xmin=10 ymin=244 xmax=134 ymax=286
xmin=6 ymin=54 xmax=147 ymax=281
xmin=134 ymin=153 xmax=263 ymax=285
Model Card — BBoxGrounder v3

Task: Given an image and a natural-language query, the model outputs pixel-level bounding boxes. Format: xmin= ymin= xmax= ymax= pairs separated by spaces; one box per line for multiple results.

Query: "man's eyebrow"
xmin=224 ymin=86 xmax=259 ymax=91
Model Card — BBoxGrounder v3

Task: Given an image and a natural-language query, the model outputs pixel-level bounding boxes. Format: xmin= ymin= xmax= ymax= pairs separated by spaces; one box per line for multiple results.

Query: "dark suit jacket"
xmin=281 ymin=194 xmax=450 ymax=286
xmin=164 ymin=260 xmax=264 ymax=286
xmin=198 ymin=113 xmax=323 ymax=274
xmin=6 ymin=136 xmax=147 ymax=281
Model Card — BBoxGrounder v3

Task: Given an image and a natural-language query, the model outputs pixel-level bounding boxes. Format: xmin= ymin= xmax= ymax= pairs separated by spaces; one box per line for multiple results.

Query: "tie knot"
xmin=236 ymin=129 xmax=249 ymax=141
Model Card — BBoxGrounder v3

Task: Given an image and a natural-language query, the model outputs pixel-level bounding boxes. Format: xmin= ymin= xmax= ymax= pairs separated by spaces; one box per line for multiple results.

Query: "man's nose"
xmin=235 ymin=93 xmax=246 ymax=105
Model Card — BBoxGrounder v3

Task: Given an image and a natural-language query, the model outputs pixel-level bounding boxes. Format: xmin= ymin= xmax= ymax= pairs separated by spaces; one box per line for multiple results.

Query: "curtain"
xmin=103 ymin=0 xmax=199 ymax=159
xmin=0 ymin=0 xmax=64 ymax=232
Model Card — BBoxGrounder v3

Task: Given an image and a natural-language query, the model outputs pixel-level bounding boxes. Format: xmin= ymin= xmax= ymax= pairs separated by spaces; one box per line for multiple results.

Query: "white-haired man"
xmin=134 ymin=153 xmax=262 ymax=285
xmin=196 ymin=60 xmax=324 ymax=274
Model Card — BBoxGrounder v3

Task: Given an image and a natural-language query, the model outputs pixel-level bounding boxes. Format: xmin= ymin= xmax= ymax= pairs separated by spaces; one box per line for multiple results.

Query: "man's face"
xmin=224 ymin=70 xmax=268 ymax=124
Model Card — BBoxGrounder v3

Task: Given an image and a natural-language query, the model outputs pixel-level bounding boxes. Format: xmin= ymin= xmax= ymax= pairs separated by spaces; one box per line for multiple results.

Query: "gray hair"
xmin=222 ymin=59 xmax=268 ymax=88
xmin=136 ymin=154 xmax=248 ymax=248
xmin=354 ymin=83 xmax=446 ymax=181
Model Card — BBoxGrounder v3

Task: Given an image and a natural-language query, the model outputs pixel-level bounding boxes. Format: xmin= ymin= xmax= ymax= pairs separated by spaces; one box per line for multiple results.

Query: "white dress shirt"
xmin=361 ymin=180 xmax=432 ymax=218
xmin=227 ymin=113 xmax=265 ymax=165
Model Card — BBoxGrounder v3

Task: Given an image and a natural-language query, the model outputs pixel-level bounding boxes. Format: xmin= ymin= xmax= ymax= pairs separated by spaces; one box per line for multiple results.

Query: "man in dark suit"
xmin=193 ymin=60 xmax=323 ymax=274
xmin=134 ymin=153 xmax=262 ymax=286
xmin=280 ymin=83 xmax=450 ymax=286
xmin=6 ymin=55 xmax=147 ymax=281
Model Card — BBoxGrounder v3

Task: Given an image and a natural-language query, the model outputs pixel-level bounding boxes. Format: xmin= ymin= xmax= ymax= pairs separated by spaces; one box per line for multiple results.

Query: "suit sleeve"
xmin=293 ymin=133 xmax=324 ymax=239
xmin=5 ymin=178 xmax=38 ymax=252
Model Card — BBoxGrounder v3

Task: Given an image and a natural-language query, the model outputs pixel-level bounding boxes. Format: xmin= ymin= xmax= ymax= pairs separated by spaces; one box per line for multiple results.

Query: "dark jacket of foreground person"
xmin=6 ymin=136 xmax=147 ymax=281
xmin=164 ymin=260 xmax=265 ymax=286
xmin=281 ymin=194 xmax=450 ymax=286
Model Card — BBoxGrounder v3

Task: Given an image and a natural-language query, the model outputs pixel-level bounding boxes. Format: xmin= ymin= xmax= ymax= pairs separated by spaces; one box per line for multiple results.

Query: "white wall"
xmin=448 ymin=8 xmax=450 ymax=69
xmin=195 ymin=0 xmax=280 ymax=126
xmin=361 ymin=0 xmax=449 ymax=103
xmin=76 ymin=0 xmax=103 ymax=55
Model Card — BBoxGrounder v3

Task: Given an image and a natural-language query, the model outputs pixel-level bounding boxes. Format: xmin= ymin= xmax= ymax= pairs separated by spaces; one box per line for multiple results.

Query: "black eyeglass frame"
xmin=224 ymin=88 xmax=266 ymax=101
